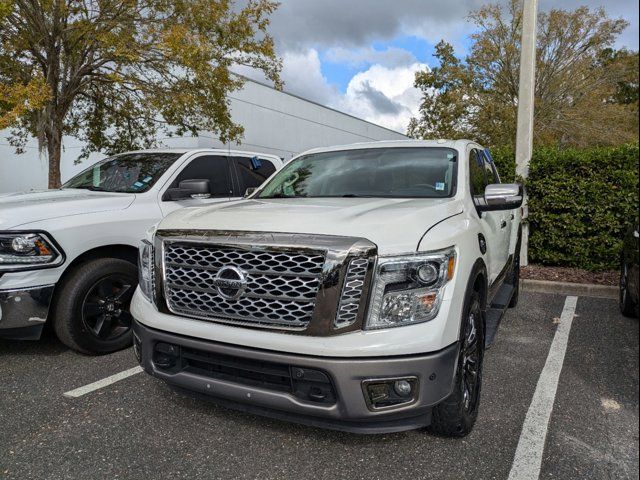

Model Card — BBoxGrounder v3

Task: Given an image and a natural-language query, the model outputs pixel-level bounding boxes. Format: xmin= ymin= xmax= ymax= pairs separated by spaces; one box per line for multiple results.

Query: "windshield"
xmin=63 ymin=153 xmax=182 ymax=193
xmin=258 ymin=147 xmax=457 ymax=199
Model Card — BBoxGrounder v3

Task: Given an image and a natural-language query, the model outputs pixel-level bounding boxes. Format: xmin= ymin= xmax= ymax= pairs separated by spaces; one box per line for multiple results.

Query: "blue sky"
xmin=239 ymin=0 xmax=639 ymax=134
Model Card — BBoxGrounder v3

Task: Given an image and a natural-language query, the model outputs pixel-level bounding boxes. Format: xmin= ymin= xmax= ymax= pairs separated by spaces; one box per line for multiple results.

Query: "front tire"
xmin=429 ymin=288 xmax=485 ymax=437
xmin=53 ymin=258 xmax=137 ymax=354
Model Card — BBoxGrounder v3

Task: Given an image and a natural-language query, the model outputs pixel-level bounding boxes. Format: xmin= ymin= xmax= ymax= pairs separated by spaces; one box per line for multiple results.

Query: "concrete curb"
xmin=520 ymin=279 xmax=618 ymax=299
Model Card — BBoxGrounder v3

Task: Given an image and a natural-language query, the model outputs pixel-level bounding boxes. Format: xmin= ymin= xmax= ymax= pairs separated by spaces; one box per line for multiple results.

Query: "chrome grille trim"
xmin=154 ymin=230 xmax=378 ymax=336
xmin=335 ymin=258 xmax=370 ymax=328
xmin=163 ymin=242 xmax=325 ymax=329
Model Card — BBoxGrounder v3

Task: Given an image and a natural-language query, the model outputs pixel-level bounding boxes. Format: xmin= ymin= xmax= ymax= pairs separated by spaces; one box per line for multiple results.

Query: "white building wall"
xmin=0 ymin=78 xmax=406 ymax=193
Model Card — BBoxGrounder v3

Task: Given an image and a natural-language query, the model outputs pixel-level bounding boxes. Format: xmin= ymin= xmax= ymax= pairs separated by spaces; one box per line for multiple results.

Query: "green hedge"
xmin=491 ymin=144 xmax=639 ymax=271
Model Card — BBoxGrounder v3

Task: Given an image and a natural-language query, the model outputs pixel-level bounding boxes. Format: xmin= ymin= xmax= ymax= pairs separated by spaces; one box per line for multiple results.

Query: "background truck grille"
xmin=163 ymin=243 xmax=325 ymax=328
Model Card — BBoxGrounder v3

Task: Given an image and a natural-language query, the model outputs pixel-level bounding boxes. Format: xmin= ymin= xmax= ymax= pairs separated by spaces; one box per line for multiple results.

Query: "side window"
xmin=469 ymin=149 xmax=488 ymax=201
xmin=233 ymin=156 xmax=276 ymax=191
xmin=481 ymin=150 xmax=500 ymax=184
xmin=171 ymin=155 xmax=231 ymax=197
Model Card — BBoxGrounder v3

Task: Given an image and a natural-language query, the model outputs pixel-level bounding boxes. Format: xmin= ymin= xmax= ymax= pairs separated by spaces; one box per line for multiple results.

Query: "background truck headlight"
xmin=138 ymin=239 xmax=155 ymax=302
xmin=0 ymin=232 xmax=64 ymax=271
xmin=366 ymin=247 xmax=456 ymax=329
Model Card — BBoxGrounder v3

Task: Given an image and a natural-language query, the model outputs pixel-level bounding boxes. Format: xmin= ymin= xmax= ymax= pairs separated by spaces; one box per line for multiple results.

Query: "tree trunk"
xmin=46 ymin=128 xmax=63 ymax=189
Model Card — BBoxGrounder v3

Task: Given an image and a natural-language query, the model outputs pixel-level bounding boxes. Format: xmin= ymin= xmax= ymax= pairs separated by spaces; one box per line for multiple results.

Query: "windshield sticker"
xmin=447 ymin=153 xmax=454 ymax=159
xmin=435 ymin=182 xmax=445 ymax=191
xmin=133 ymin=181 xmax=144 ymax=189
xmin=142 ymin=176 xmax=152 ymax=183
xmin=250 ymin=156 xmax=263 ymax=170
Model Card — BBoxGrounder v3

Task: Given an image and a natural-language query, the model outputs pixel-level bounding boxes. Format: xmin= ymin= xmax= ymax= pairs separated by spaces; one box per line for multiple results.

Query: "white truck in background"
xmin=0 ymin=149 xmax=282 ymax=354
xmin=132 ymin=139 xmax=523 ymax=436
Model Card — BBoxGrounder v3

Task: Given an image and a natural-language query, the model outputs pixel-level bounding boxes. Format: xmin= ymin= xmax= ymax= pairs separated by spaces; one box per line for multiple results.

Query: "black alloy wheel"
xmin=81 ymin=274 xmax=136 ymax=341
xmin=460 ymin=298 xmax=483 ymax=416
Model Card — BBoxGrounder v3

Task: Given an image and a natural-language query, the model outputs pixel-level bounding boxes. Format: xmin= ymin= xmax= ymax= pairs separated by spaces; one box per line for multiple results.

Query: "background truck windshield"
xmin=258 ymin=147 xmax=457 ymax=199
xmin=63 ymin=153 xmax=181 ymax=193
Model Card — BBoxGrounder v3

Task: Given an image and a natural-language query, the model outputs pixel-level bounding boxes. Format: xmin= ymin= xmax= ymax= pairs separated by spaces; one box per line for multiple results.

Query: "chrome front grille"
xmin=335 ymin=258 xmax=370 ymax=328
xmin=163 ymin=242 xmax=325 ymax=329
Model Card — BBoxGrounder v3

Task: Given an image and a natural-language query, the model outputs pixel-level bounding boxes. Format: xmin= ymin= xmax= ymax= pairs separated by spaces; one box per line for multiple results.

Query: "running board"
xmin=485 ymin=282 xmax=515 ymax=349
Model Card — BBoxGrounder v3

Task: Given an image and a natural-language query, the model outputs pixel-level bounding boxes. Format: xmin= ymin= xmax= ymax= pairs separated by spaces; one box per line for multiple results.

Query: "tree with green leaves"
xmin=408 ymin=1 xmax=638 ymax=148
xmin=0 ymin=0 xmax=281 ymax=188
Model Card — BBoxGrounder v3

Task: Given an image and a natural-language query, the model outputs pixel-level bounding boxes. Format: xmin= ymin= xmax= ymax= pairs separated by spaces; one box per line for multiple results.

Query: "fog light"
xmin=394 ymin=379 xmax=412 ymax=397
xmin=363 ymin=377 xmax=418 ymax=411
xmin=153 ymin=342 xmax=180 ymax=370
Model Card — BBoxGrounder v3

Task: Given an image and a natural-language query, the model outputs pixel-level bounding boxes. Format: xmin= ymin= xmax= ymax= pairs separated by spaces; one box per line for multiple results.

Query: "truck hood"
xmin=0 ymin=189 xmax=136 ymax=230
xmin=160 ymin=197 xmax=464 ymax=254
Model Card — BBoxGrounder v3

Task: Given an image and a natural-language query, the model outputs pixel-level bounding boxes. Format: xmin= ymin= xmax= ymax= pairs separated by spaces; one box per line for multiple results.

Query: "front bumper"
xmin=0 ymin=285 xmax=55 ymax=339
xmin=134 ymin=320 xmax=459 ymax=434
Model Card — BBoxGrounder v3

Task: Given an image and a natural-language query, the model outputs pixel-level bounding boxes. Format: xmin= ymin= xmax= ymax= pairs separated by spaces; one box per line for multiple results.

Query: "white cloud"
xmin=279 ymin=49 xmax=339 ymax=105
xmin=236 ymin=48 xmax=425 ymax=135
xmin=338 ymin=63 xmax=426 ymax=134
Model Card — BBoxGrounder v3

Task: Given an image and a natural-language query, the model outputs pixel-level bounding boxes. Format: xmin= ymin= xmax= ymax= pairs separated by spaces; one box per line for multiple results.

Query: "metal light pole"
xmin=515 ymin=0 xmax=538 ymax=266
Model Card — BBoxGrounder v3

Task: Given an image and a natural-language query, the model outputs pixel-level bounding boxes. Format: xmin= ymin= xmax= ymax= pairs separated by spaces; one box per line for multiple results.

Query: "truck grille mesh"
xmin=334 ymin=258 xmax=369 ymax=328
xmin=163 ymin=243 xmax=325 ymax=328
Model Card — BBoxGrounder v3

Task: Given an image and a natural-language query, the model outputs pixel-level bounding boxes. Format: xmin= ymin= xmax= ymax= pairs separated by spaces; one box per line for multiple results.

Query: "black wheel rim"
xmin=461 ymin=304 xmax=482 ymax=414
xmin=82 ymin=274 xmax=136 ymax=341
xmin=620 ymin=263 xmax=628 ymax=306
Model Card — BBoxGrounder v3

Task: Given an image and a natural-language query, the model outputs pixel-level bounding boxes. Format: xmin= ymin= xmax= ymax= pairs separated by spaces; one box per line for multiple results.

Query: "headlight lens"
xmin=0 ymin=232 xmax=63 ymax=271
xmin=366 ymin=247 xmax=456 ymax=329
xmin=138 ymin=239 xmax=155 ymax=302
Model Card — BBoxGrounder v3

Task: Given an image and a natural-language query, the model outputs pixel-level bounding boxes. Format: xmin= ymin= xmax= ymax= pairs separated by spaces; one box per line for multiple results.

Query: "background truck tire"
xmin=53 ymin=258 xmax=137 ymax=355
xmin=429 ymin=282 xmax=485 ymax=437
xmin=620 ymin=257 xmax=638 ymax=318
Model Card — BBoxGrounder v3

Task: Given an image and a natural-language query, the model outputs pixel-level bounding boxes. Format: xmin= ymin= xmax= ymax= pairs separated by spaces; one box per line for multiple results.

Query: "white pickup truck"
xmin=132 ymin=140 xmax=522 ymax=436
xmin=0 ymin=149 xmax=283 ymax=354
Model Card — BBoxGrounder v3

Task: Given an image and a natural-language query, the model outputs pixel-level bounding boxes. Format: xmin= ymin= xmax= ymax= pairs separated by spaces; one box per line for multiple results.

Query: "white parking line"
xmin=63 ymin=366 xmax=143 ymax=398
xmin=508 ymin=295 xmax=579 ymax=480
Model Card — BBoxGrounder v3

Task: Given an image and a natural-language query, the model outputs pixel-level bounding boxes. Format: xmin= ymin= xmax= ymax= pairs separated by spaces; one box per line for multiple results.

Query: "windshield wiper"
xmin=260 ymin=193 xmax=307 ymax=199
xmin=70 ymin=185 xmax=110 ymax=192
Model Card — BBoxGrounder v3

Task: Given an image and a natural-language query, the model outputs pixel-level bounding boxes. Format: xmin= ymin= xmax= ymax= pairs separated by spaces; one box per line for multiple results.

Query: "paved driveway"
xmin=0 ymin=292 xmax=638 ymax=480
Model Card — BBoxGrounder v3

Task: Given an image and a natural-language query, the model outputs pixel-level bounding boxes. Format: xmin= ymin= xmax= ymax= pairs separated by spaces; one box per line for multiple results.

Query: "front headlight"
xmin=138 ymin=239 xmax=155 ymax=302
xmin=0 ymin=232 xmax=64 ymax=271
xmin=366 ymin=247 xmax=456 ymax=329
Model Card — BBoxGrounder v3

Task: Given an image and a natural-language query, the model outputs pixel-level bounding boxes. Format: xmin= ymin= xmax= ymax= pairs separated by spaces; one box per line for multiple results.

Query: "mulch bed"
xmin=521 ymin=264 xmax=619 ymax=286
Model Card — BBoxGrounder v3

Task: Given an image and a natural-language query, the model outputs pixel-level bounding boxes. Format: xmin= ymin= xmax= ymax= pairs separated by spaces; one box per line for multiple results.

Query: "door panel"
xmin=469 ymin=149 xmax=504 ymax=283
xmin=483 ymin=149 xmax=511 ymax=268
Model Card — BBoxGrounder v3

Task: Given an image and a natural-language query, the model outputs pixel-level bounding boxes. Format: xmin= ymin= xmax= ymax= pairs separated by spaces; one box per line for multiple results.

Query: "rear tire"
xmin=508 ymin=234 xmax=522 ymax=308
xmin=620 ymin=259 xmax=638 ymax=318
xmin=429 ymin=288 xmax=485 ymax=437
xmin=53 ymin=258 xmax=137 ymax=355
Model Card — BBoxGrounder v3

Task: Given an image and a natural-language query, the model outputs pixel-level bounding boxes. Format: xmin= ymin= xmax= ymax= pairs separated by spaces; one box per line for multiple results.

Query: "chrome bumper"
xmin=0 ymin=285 xmax=55 ymax=339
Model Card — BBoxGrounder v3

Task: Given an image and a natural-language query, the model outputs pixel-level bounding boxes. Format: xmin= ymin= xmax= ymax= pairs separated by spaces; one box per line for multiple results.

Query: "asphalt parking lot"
xmin=1 ymin=292 xmax=638 ymax=480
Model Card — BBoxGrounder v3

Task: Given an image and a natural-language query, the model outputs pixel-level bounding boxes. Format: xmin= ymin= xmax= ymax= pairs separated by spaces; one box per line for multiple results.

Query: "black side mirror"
xmin=163 ymin=179 xmax=211 ymax=201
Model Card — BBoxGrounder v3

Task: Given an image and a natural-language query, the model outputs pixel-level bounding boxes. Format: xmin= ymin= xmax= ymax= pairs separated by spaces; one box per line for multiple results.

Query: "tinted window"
xmin=172 ymin=155 xmax=231 ymax=197
xmin=483 ymin=149 xmax=501 ymax=183
xmin=481 ymin=150 xmax=500 ymax=184
xmin=63 ymin=153 xmax=180 ymax=193
xmin=469 ymin=149 xmax=488 ymax=199
xmin=234 ymin=156 xmax=277 ymax=190
xmin=258 ymin=148 xmax=457 ymax=199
